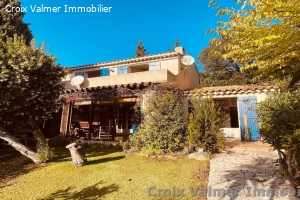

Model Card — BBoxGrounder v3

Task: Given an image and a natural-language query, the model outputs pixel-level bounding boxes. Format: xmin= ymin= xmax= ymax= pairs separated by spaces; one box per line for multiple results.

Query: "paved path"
xmin=208 ymin=143 xmax=299 ymax=200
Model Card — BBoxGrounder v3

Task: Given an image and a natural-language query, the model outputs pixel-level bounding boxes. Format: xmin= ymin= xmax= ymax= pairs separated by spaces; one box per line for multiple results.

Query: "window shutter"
xmin=100 ymin=68 xmax=109 ymax=76
xmin=117 ymin=66 xmax=128 ymax=74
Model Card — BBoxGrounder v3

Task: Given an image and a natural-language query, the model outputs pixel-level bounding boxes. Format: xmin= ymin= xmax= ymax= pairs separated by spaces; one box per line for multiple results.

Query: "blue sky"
xmin=20 ymin=0 xmax=238 ymax=69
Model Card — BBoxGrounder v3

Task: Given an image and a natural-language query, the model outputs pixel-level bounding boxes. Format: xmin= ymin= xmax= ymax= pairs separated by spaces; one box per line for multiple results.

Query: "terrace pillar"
xmin=60 ymin=103 xmax=71 ymax=136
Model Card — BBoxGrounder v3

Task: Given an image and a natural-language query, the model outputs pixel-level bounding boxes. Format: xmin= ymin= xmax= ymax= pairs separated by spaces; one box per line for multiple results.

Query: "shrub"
xmin=48 ymin=136 xmax=76 ymax=147
xmin=257 ymin=90 xmax=300 ymax=184
xmin=34 ymin=130 xmax=54 ymax=163
xmin=132 ymin=83 xmax=187 ymax=155
xmin=187 ymin=94 xmax=227 ymax=154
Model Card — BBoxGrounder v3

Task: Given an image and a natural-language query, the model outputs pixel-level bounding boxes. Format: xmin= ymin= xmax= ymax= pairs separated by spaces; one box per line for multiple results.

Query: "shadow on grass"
xmin=88 ymin=155 xmax=125 ymax=165
xmin=0 ymin=148 xmax=40 ymax=188
xmin=52 ymin=147 xmax=123 ymax=163
xmin=42 ymin=181 xmax=119 ymax=200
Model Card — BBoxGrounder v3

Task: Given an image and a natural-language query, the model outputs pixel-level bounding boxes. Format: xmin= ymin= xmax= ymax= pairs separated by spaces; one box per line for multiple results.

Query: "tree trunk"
xmin=66 ymin=143 xmax=87 ymax=166
xmin=287 ymin=150 xmax=293 ymax=175
xmin=0 ymin=127 xmax=37 ymax=163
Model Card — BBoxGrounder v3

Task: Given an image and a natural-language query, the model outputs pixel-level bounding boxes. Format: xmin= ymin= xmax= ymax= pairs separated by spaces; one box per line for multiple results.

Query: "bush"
xmin=34 ymin=130 xmax=54 ymax=163
xmin=187 ymin=94 xmax=227 ymax=154
xmin=257 ymin=90 xmax=300 ymax=184
xmin=48 ymin=136 xmax=76 ymax=147
xmin=132 ymin=83 xmax=187 ymax=155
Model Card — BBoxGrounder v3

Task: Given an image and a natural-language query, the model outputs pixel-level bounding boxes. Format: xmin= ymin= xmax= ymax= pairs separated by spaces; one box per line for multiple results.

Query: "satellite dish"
xmin=71 ymin=76 xmax=84 ymax=86
xmin=181 ymin=55 xmax=195 ymax=66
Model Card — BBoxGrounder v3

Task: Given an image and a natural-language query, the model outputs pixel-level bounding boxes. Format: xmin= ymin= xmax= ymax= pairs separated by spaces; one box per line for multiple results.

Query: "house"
xmin=56 ymin=46 xmax=200 ymax=141
xmin=185 ymin=85 xmax=280 ymax=141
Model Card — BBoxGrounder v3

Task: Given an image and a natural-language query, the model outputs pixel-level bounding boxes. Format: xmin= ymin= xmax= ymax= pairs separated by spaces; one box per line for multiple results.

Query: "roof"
xmin=65 ymin=51 xmax=179 ymax=71
xmin=63 ymin=82 xmax=154 ymax=94
xmin=185 ymin=85 xmax=280 ymax=96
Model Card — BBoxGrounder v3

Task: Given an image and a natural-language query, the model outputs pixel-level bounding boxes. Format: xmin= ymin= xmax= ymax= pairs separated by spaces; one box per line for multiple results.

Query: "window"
xmin=117 ymin=66 xmax=130 ymax=74
xmin=149 ymin=62 xmax=161 ymax=71
xmin=75 ymin=72 xmax=84 ymax=77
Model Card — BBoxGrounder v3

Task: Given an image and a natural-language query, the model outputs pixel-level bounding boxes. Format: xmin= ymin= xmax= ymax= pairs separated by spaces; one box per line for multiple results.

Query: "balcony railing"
xmin=63 ymin=69 xmax=175 ymax=89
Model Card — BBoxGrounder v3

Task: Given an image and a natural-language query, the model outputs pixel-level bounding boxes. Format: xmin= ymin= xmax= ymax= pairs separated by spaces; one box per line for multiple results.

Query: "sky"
xmin=19 ymin=0 xmax=238 ymax=69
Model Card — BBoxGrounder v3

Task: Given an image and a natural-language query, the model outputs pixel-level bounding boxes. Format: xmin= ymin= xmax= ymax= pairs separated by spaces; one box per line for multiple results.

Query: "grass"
xmin=0 ymin=146 xmax=209 ymax=200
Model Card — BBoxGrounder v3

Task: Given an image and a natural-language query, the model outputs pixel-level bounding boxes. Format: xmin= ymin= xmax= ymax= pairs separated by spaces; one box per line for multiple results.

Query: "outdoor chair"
xmin=99 ymin=119 xmax=114 ymax=140
xmin=79 ymin=121 xmax=90 ymax=138
xmin=91 ymin=122 xmax=101 ymax=138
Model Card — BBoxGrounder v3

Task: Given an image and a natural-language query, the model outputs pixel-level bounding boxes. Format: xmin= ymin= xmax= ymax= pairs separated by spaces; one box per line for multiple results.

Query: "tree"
xmin=188 ymin=94 xmax=227 ymax=153
xmin=0 ymin=0 xmax=33 ymax=45
xmin=198 ymin=38 xmax=258 ymax=86
xmin=208 ymin=0 xmax=300 ymax=87
xmin=135 ymin=40 xmax=147 ymax=57
xmin=256 ymin=90 xmax=300 ymax=183
xmin=0 ymin=36 xmax=65 ymax=163
xmin=132 ymin=83 xmax=187 ymax=155
xmin=199 ymin=70 xmax=253 ymax=87
xmin=199 ymin=38 xmax=240 ymax=72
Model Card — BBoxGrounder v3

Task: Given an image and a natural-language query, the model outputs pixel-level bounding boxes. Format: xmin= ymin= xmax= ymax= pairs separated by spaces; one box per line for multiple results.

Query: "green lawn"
xmin=0 ymin=146 xmax=208 ymax=200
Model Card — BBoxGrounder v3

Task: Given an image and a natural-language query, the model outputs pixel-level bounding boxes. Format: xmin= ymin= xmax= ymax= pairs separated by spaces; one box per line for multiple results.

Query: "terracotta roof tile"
xmin=185 ymin=85 xmax=280 ymax=96
xmin=65 ymin=51 xmax=178 ymax=70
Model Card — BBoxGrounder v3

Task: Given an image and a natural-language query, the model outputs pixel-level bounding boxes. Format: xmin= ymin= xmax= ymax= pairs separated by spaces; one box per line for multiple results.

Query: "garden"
xmin=0 ymin=144 xmax=209 ymax=200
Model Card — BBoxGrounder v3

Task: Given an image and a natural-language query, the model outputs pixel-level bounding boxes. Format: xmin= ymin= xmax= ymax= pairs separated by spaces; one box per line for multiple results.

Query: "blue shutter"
xmin=100 ymin=68 xmax=109 ymax=76
xmin=75 ymin=72 xmax=84 ymax=77
xmin=238 ymin=96 xmax=260 ymax=141
xmin=117 ymin=66 xmax=127 ymax=74
xmin=132 ymin=124 xmax=137 ymax=134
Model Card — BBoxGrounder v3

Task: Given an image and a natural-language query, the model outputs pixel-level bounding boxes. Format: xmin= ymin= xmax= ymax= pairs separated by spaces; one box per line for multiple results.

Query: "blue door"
xmin=238 ymin=96 xmax=260 ymax=141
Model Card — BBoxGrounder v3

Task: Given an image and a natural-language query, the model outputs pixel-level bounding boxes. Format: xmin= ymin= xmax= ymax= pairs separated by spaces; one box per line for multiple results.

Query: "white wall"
xmin=222 ymin=128 xmax=241 ymax=140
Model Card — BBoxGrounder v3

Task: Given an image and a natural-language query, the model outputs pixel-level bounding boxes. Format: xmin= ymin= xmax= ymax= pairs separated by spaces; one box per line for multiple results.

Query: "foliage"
xmin=208 ymin=0 xmax=300 ymax=87
xmin=132 ymin=83 xmax=187 ymax=155
xmin=122 ymin=140 xmax=131 ymax=151
xmin=188 ymin=94 xmax=227 ymax=154
xmin=0 ymin=0 xmax=64 ymax=163
xmin=0 ymin=0 xmax=33 ymax=45
xmin=135 ymin=40 xmax=147 ymax=57
xmin=0 ymin=36 xmax=65 ymax=134
xmin=199 ymin=38 xmax=239 ymax=72
xmin=256 ymin=90 xmax=300 ymax=184
xmin=198 ymin=38 xmax=259 ymax=86
xmin=36 ymin=141 xmax=54 ymax=164
xmin=34 ymin=130 xmax=54 ymax=163
xmin=199 ymin=70 xmax=254 ymax=87
xmin=48 ymin=136 xmax=76 ymax=147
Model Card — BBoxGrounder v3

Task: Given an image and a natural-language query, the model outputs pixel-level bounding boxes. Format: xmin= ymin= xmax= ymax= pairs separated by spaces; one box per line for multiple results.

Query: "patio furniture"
xmin=70 ymin=123 xmax=80 ymax=137
xmin=91 ymin=122 xmax=101 ymax=138
xmin=79 ymin=121 xmax=90 ymax=138
xmin=99 ymin=119 xmax=114 ymax=140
